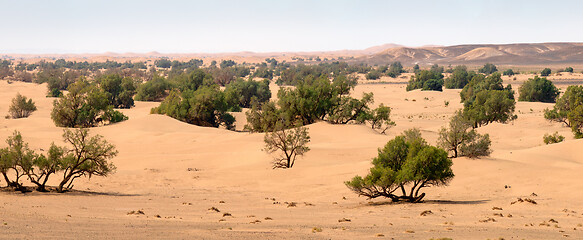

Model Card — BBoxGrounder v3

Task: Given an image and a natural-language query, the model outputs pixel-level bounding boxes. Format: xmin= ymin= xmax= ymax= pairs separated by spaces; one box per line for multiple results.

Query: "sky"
xmin=1 ymin=0 xmax=582 ymax=54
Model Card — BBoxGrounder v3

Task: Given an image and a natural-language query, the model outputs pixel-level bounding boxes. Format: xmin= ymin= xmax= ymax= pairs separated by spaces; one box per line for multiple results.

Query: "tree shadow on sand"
xmin=365 ymin=199 xmax=489 ymax=206
xmin=0 ymin=186 xmax=140 ymax=197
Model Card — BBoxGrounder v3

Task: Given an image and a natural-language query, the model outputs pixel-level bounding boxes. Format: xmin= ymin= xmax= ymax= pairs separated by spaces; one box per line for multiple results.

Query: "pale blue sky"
xmin=1 ymin=0 xmax=581 ymax=53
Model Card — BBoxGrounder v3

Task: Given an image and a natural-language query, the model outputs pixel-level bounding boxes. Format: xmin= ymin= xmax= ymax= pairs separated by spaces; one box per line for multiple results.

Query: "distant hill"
xmin=357 ymin=42 xmax=583 ymax=66
xmin=4 ymin=42 xmax=583 ymax=67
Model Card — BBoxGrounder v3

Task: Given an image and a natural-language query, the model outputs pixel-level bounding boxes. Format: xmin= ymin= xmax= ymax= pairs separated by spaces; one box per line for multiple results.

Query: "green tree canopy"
xmin=518 ymin=76 xmax=559 ymax=103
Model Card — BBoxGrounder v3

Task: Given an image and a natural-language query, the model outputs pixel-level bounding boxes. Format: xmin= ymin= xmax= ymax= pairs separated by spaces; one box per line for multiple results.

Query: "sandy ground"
xmin=0 ymin=79 xmax=582 ymax=240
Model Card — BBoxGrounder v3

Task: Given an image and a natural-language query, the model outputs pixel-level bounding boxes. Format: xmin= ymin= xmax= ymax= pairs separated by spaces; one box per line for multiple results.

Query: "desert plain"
xmin=0 ymin=66 xmax=581 ymax=240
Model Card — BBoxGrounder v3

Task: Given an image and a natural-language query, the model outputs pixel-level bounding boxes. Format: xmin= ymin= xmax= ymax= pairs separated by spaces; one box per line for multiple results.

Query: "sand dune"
xmin=0 ymin=80 xmax=582 ymax=239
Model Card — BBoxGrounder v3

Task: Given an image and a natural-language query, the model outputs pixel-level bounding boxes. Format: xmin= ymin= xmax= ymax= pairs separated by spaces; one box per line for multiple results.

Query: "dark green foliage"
xmin=463 ymin=90 xmax=517 ymax=128
xmin=8 ymin=93 xmax=37 ymax=118
xmin=543 ymin=132 xmax=565 ymax=144
xmin=459 ymin=72 xmax=516 ymax=127
xmin=224 ymin=78 xmax=271 ymax=108
xmin=244 ymin=101 xmax=284 ymax=133
xmin=37 ymin=68 xmax=86 ymax=97
xmin=51 ymin=80 xmax=128 ymax=127
xmin=154 ymin=59 xmax=172 ymax=68
xmin=460 ymin=73 xmax=507 ymax=102
xmin=564 ymin=67 xmax=574 ymax=73
xmin=387 ymin=62 xmax=405 ymax=77
xmin=541 ymin=68 xmax=552 ymax=76
xmin=406 ymin=70 xmax=444 ymax=91
xmin=569 ymin=105 xmax=583 ymax=138
xmin=518 ymin=76 xmax=559 ymax=103
xmin=544 ymin=85 xmax=583 ymax=129
xmin=479 ymin=63 xmax=498 ymax=75
xmin=413 ymin=64 xmax=420 ymax=73
xmin=423 ymin=79 xmax=444 ymax=91
xmin=220 ymin=60 xmax=237 ymax=69
xmin=503 ymin=69 xmax=515 ymax=76
xmin=328 ymin=93 xmax=374 ymax=124
xmin=263 ymin=122 xmax=310 ymax=168
xmin=253 ymin=66 xmax=274 ymax=80
xmin=365 ymin=70 xmax=381 ymax=80
xmin=135 ymin=76 xmax=171 ymax=101
xmin=173 ymin=68 xmax=213 ymax=92
xmin=97 ymin=74 xmax=137 ymax=108
xmin=151 ymin=86 xmax=236 ymax=130
xmin=444 ymin=65 xmax=475 ymax=89
xmin=245 ymin=74 xmax=376 ymax=132
xmin=277 ymin=62 xmax=355 ymax=86
xmin=345 ymin=130 xmax=454 ymax=202
xmin=430 ymin=64 xmax=444 ymax=74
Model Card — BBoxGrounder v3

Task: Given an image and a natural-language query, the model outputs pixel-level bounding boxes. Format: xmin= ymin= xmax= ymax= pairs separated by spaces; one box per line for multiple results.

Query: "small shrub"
xmin=564 ymin=67 xmax=574 ymax=73
xmin=543 ymin=132 xmax=565 ymax=144
xmin=458 ymin=131 xmax=492 ymax=158
xmin=503 ymin=69 xmax=515 ymax=76
xmin=8 ymin=93 xmax=37 ymax=119
xmin=540 ymin=68 xmax=552 ymax=77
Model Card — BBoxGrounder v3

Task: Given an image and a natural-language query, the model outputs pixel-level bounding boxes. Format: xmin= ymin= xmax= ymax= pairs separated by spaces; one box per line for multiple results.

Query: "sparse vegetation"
xmin=438 ymin=111 xmax=491 ymax=158
xmin=0 ymin=129 xmax=116 ymax=193
xmin=345 ymin=129 xmax=454 ymax=202
xmin=479 ymin=63 xmax=498 ymax=75
xmin=503 ymin=69 xmax=515 ymax=76
xmin=8 ymin=93 xmax=37 ymax=119
xmin=543 ymin=132 xmax=565 ymax=144
xmin=540 ymin=68 xmax=552 ymax=76
xmin=544 ymin=85 xmax=583 ymax=138
xmin=263 ymin=122 xmax=310 ymax=169
xmin=406 ymin=69 xmax=444 ymax=91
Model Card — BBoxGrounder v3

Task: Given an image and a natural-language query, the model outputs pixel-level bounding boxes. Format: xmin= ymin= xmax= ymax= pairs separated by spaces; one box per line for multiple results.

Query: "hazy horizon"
xmin=1 ymin=0 xmax=582 ymax=54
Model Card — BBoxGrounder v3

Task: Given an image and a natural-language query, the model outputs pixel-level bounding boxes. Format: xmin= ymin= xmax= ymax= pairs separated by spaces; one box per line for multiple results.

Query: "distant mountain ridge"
xmin=359 ymin=42 xmax=583 ymax=66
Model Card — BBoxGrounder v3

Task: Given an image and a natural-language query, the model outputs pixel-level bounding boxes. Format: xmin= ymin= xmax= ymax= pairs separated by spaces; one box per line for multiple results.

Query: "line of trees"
xmin=0 ymin=129 xmax=117 ymax=193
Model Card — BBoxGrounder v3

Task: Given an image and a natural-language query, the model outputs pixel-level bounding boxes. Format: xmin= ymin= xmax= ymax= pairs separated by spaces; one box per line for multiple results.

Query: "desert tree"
xmin=23 ymin=143 xmax=65 ymax=192
xmin=438 ymin=111 xmax=473 ymax=158
xmin=444 ymin=65 xmax=475 ymax=89
xmin=263 ymin=122 xmax=310 ymax=169
xmin=0 ymin=131 xmax=37 ymax=190
xmin=564 ymin=67 xmax=574 ymax=73
xmin=369 ymin=104 xmax=395 ymax=134
xmin=460 ymin=73 xmax=516 ymax=128
xmin=345 ymin=129 xmax=454 ymax=202
xmin=541 ymin=68 xmax=552 ymax=77
xmin=518 ymin=76 xmax=559 ymax=103
xmin=544 ymin=85 xmax=583 ymax=128
xmin=503 ymin=69 xmax=515 ymax=76
xmin=56 ymin=128 xmax=117 ymax=193
xmin=8 ymin=93 xmax=37 ymax=118
xmin=479 ymin=63 xmax=498 ymax=75
xmin=406 ymin=70 xmax=444 ymax=91
xmin=51 ymin=79 xmax=128 ymax=128
xmin=438 ymin=110 xmax=492 ymax=158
